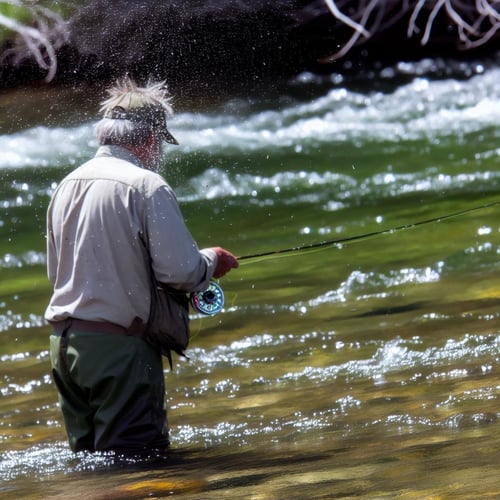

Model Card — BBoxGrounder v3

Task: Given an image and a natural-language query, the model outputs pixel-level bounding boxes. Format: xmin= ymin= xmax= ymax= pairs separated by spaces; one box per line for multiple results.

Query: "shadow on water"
xmin=1 ymin=444 xmax=342 ymax=498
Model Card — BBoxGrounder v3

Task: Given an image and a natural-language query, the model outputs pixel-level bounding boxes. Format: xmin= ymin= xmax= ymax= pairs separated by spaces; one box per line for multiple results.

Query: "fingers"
xmin=211 ymin=247 xmax=239 ymax=279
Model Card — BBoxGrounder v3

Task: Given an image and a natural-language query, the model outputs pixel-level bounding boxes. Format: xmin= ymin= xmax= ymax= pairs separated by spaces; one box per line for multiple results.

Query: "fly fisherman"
xmin=45 ymin=78 xmax=238 ymax=453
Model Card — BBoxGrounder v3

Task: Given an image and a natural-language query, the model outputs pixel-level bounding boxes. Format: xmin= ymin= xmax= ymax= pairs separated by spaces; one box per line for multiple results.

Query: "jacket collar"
xmin=95 ymin=145 xmax=145 ymax=169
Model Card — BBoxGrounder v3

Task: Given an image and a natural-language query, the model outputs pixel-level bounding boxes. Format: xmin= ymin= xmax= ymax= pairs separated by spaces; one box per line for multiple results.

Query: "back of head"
xmin=95 ymin=78 xmax=178 ymax=147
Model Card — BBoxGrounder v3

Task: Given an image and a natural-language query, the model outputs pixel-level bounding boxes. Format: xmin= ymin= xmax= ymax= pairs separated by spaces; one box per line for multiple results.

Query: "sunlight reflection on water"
xmin=1 ymin=59 xmax=500 ymax=498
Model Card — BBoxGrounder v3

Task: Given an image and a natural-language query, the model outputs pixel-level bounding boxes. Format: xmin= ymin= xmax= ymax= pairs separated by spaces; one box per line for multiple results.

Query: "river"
xmin=1 ymin=56 xmax=499 ymax=499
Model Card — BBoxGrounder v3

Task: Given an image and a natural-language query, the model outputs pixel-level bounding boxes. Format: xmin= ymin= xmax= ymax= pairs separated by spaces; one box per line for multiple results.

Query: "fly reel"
xmin=190 ymin=281 xmax=224 ymax=315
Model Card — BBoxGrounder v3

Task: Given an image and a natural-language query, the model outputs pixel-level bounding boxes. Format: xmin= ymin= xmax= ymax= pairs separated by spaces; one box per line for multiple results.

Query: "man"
xmin=45 ymin=78 xmax=238 ymax=453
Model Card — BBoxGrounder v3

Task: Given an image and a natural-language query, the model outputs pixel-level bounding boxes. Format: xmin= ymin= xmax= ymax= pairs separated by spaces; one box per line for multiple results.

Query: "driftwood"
xmin=0 ymin=0 xmax=69 ymax=81
xmin=321 ymin=0 xmax=500 ymax=61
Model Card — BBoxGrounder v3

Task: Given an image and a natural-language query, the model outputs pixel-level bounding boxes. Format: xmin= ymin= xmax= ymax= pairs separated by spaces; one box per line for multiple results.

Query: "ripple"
xmin=0 ymin=443 xmax=151 ymax=480
xmin=0 ymin=251 xmax=46 ymax=269
xmin=277 ymin=334 xmax=500 ymax=385
xmin=0 ymin=312 xmax=46 ymax=333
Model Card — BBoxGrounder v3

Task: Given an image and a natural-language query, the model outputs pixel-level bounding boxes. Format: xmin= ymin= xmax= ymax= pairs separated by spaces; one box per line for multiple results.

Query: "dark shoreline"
xmin=1 ymin=1 xmax=499 ymax=98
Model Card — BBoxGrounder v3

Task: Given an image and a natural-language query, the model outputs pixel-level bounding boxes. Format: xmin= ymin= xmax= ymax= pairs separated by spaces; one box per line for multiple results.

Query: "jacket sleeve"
xmin=144 ymin=184 xmax=217 ymax=292
xmin=46 ymin=197 xmax=58 ymax=285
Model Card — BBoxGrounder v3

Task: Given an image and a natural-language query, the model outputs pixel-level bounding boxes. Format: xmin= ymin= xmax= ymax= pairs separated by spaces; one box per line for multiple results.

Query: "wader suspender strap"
xmin=58 ymin=318 xmax=73 ymax=379
xmin=57 ymin=318 xmax=87 ymax=399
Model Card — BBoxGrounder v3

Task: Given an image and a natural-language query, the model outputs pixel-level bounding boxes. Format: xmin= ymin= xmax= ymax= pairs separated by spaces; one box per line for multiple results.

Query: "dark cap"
xmin=104 ymin=105 xmax=179 ymax=145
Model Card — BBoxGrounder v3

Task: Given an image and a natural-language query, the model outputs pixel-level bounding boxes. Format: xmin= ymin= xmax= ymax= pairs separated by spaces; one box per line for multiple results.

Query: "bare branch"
xmin=0 ymin=0 xmax=69 ymax=82
xmin=323 ymin=0 xmax=371 ymax=37
xmin=444 ymin=1 xmax=477 ymax=40
xmin=321 ymin=0 xmax=381 ymax=61
xmin=322 ymin=0 xmax=500 ymax=61
xmin=421 ymin=0 xmax=447 ymax=45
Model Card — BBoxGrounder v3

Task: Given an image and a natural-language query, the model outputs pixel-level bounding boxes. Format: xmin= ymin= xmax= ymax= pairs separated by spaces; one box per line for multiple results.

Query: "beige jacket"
xmin=45 ymin=145 xmax=217 ymax=327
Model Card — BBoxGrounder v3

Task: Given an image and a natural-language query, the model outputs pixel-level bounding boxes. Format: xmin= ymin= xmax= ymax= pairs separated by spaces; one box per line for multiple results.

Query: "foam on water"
xmin=1 ymin=67 xmax=499 ymax=169
xmin=176 ymin=167 xmax=500 ymax=206
xmin=305 ymin=265 xmax=443 ymax=306
xmin=0 ymin=124 xmax=94 ymax=169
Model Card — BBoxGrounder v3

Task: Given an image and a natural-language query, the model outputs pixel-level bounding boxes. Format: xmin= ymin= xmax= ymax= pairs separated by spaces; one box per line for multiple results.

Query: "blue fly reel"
xmin=190 ymin=281 xmax=224 ymax=315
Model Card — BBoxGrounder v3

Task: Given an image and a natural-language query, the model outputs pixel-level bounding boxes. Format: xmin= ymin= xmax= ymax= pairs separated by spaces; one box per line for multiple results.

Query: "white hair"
xmin=94 ymin=78 xmax=176 ymax=146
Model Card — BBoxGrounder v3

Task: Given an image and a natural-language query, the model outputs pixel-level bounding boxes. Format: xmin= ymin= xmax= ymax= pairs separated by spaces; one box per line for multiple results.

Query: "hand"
xmin=210 ymin=247 xmax=239 ymax=279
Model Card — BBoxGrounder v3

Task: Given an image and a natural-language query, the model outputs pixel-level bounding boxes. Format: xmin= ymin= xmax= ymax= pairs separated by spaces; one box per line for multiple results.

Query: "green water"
xmin=1 ymin=61 xmax=500 ymax=498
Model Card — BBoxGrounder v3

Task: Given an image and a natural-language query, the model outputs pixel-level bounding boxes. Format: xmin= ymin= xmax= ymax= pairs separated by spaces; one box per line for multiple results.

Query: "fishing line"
xmin=236 ymin=200 xmax=500 ymax=263
xmin=191 ymin=200 xmax=499 ymax=315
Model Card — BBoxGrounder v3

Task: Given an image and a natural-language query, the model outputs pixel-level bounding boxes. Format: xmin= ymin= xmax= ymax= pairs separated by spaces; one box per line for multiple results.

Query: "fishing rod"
xmin=191 ymin=200 xmax=500 ymax=315
xmin=237 ymin=200 xmax=500 ymax=261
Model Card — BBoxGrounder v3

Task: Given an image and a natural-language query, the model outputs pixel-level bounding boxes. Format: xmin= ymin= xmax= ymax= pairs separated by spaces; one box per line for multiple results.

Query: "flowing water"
xmin=1 ymin=58 xmax=500 ymax=499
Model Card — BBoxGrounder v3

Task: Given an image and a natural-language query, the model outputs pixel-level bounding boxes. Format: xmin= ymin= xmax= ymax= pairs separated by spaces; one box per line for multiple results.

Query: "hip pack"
xmin=145 ymin=280 xmax=190 ymax=369
xmin=139 ymin=233 xmax=190 ymax=369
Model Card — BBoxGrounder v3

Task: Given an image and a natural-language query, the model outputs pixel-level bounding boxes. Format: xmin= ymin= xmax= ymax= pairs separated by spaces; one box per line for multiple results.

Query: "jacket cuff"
xmin=200 ymin=248 xmax=218 ymax=282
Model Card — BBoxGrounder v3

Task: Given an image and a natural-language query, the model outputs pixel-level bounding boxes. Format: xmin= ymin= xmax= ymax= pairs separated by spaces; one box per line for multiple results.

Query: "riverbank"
xmin=1 ymin=1 xmax=499 ymax=97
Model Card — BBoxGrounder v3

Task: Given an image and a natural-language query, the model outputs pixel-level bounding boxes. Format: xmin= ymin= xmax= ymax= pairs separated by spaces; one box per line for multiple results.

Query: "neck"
xmin=124 ymin=135 xmax=161 ymax=171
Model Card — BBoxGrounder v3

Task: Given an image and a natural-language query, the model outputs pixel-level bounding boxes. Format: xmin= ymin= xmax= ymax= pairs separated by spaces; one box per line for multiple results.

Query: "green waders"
xmin=50 ymin=324 xmax=169 ymax=453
